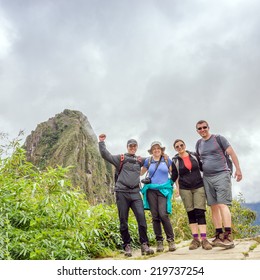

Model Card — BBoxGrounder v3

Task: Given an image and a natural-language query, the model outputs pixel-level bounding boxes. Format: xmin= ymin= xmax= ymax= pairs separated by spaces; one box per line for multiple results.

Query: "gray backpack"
xmin=195 ymin=135 xmax=233 ymax=174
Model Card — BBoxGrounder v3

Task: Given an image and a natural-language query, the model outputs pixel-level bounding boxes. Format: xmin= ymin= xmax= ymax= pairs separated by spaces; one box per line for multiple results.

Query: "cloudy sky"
xmin=0 ymin=0 xmax=259 ymax=203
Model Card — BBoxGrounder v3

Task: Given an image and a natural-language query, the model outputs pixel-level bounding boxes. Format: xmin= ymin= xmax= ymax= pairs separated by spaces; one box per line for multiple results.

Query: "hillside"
xmin=244 ymin=202 xmax=260 ymax=226
xmin=23 ymin=109 xmax=114 ymax=204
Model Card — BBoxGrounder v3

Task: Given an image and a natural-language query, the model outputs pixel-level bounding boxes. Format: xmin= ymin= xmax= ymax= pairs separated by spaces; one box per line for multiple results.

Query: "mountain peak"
xmin=23 ymin=109 xmax=114 ymax=204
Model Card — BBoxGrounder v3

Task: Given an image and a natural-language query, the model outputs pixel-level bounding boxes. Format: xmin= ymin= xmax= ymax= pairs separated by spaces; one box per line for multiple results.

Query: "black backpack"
xmin=195 ymin=135 xmax=233 ymax=174
xmin=114 ymin=154 xmax=142 ymax=183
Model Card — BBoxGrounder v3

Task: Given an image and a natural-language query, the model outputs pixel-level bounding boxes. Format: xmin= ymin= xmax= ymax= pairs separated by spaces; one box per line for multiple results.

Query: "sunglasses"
xmin=175 ymin=143 xmax=184 ymax=149
xmin=197 ymin=126 xmax=208 ymax=131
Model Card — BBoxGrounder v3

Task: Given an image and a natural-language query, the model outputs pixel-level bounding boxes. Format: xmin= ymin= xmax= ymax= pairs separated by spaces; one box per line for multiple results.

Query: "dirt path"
xmin=102 ymin=237 xmax=260 ymax=260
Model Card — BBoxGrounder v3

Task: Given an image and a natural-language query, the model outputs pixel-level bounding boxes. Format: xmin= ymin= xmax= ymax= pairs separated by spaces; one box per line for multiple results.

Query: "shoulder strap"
xmin=214 ymin=135 xmax=233 ymax=174
xmin=196 ymin=136 xmax=226 ymax=155
xmin=164 ymin=157 xmax=170 ymax=168
xmin=118 ymin=154 xmax=125 ymax=175
xmin=189 ymin=152 xmax=199 ymax=163
xmin=119 ymin=154 xmax=142 ymax=171
xmin=143 ymin=156 xmax=154 ymax=179
xmin=173 ymin=153 xmax=199 ymax=173
xmin=137 ymin=156 xmax=142 ymax=162
xmin=173 ymin=157 xmax=179 ymax=173
xmin=136 ymin=155 xmax=142 ymax=166
xmin=215 ymin=135 xmax=226 ymax=154
xmin=189 ymin=151 xmax=203 ymax=171
xmin=148 ymin=156 xmax=162 ymax=179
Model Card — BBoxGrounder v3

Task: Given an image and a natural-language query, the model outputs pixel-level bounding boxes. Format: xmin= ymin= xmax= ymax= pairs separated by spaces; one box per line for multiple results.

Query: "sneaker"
xmin=168 ymin=241 xmax=177 ymax=251
xmin=189 ymin=239 xmax=201 ymax=250
xmin=124 ymin=244 xmax=132 ymax=257
xmin=201 ymin=239 xmax=213 ymax=250
xmin=141 ymin=243 xmax=154 ymax=255
xmin=156 ymin=241 xmax=164 ymax=252
xmin=223 ymin=233 xmax=235 ymax=249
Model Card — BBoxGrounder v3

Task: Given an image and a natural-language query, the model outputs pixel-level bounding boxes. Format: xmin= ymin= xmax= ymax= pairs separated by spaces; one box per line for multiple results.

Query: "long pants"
xmin=147 ymin=189 xmax=174 ymax=242
xmin=116 ymin=191 xmax=149 ymax=249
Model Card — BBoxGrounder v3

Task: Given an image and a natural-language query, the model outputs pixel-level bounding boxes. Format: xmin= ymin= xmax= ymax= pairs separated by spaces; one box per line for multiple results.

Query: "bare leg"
xmin=189 ymin=223 xmax=199 ymax=235
xmin=218 ymin=204 xmax=232 ymax=227
xmin=211 ymin=204 xmax=222 ymax=228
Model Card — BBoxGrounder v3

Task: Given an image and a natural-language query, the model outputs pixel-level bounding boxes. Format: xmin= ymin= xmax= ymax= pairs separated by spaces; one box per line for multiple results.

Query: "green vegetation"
xmin=0 ymin=136 xmax=259 ymax=260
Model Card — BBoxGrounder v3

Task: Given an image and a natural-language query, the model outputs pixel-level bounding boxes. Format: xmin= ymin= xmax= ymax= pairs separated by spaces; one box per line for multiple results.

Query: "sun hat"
xmin=148 ymin=141 xmax=165 ymax=154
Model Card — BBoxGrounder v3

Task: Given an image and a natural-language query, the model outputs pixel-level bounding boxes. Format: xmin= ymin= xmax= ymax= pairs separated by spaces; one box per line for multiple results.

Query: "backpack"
xmin=195 ymin=135 xmax=233 ymax=174
xmin=114 ymin=154 xmax=142 ymax=183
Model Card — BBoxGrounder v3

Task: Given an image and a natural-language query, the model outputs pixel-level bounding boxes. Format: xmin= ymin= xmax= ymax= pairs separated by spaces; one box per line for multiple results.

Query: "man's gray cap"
xmin=127 ymin=139 xmax=138 ymax=146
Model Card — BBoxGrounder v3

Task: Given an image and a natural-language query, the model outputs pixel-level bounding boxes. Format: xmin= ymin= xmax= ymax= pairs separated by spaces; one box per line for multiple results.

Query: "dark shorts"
xmin=203 ymin=172 xmax=232 ymax=206
xmin=179 ymin=187 xmax=206 ymax=212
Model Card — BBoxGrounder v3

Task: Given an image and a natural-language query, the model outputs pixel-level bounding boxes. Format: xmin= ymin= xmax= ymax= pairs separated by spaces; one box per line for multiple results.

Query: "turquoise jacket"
xmin=141 ymin=179 xmax=174 ymax=214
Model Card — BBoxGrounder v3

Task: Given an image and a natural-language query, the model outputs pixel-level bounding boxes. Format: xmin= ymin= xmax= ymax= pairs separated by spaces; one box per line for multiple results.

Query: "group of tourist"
xmin=98 ymin=120 xmax=243 ymax=257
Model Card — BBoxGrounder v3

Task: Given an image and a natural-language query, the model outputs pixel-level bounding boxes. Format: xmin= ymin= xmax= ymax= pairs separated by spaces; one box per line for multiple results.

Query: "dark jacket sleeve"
xmin=98 ymin=141 xmax=120 ymax=168
xmin=171 ymin=159 xmax=179 ymax=182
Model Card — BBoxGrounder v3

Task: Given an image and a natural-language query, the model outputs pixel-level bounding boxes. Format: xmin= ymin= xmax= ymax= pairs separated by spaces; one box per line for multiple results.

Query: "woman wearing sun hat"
xmin=140 ymin=141 xmax=176 ymax=253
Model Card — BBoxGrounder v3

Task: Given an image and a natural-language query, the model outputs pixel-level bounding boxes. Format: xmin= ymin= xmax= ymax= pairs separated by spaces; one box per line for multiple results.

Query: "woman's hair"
xmin=173 ymin=139 xmax=185 ymax=148
xmin=151 ymin=146 xmax=165 ymax=155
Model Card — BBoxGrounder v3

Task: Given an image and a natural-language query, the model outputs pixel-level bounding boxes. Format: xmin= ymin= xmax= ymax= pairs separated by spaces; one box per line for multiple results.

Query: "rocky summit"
xmin=23 ymin=109 xmax=114 ymax=204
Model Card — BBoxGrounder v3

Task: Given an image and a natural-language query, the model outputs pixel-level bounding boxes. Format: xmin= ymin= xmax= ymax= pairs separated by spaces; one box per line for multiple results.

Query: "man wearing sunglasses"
xmin=195 ymin=120 xmax=242 ymax=249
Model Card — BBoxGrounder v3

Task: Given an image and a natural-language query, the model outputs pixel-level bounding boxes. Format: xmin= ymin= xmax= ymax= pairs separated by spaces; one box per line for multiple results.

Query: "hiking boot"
xmin=141 ymin=243 xmax=154 ymax=255
xmin=223 ymin=233 xmax=235 ymax=249
xmin=211 ymin=233 xmax=225 ymax=247
xmin=211 ymin=233 xmax=234 ymax=249
xmin=201 ymin=239 xmax=213 ymax=250
xmin=156 ymin=241 xmax=164 ymax=252
xmin=168 ymin=241 xmax=177 ymax=252
xmin=124 ymin=244 xmax=132 ymax=257
xmin=189 ymin=239 xmax=201 ymax=250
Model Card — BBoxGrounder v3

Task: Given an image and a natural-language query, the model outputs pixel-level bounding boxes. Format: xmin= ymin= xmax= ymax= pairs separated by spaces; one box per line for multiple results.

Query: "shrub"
xmin=0 ymin=135 xmax=259 ymax=259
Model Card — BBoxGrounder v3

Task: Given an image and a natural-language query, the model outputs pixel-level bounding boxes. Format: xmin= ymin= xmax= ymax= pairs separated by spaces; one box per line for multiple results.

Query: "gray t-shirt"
xmin=196 ymin=134 xmax=230 ymax=176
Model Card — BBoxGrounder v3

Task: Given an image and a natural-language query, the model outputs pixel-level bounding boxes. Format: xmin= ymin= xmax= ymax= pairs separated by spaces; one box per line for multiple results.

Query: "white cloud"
xmin=0 ymin=15 xmax=12 ymax=57
xmin=0 ymin=0 xmax=259 ymax=202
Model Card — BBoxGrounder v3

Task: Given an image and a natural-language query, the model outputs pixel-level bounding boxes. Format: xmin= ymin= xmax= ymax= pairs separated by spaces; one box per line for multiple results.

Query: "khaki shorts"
xmin=203 ymin=172 xmax=232 ymax=206
xmin=179 ymin=187 xmax=206 ymax=212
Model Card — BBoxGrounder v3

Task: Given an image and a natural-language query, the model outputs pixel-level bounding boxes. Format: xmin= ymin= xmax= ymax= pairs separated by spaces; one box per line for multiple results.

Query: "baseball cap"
xmin=127 ymin=139 xmax=138 ymax=146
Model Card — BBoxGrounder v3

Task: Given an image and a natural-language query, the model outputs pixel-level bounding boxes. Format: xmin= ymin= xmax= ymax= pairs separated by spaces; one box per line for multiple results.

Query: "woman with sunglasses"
xmin=171 ymin=139 xmax=212 ymax=250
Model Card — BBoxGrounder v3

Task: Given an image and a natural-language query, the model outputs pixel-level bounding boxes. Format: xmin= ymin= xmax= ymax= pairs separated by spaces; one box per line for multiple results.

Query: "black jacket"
xmin=171 ymin=151 xmax=203 ymax=190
